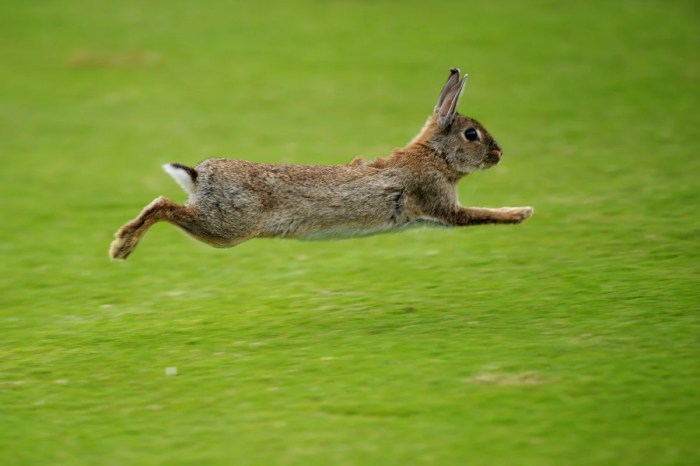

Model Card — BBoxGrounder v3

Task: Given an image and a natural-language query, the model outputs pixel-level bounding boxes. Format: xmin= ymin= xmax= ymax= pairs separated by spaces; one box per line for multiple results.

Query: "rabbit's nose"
xmin=491 ymin=140 xmax=502 ymax=155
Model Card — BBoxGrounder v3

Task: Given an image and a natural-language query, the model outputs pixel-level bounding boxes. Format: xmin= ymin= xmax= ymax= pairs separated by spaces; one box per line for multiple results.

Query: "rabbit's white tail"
xmin=163 ymin=163 xmax=197 ymax=196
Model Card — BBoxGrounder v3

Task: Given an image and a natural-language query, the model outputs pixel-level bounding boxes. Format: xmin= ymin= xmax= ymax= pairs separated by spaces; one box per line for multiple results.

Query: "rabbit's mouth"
xmin=481 ymin=150 xmax=502 ymax=169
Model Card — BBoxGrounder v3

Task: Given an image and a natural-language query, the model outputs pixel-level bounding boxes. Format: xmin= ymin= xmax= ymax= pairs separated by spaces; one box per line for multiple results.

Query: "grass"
xmin=1 ymin=0 xmax=699 ymax=464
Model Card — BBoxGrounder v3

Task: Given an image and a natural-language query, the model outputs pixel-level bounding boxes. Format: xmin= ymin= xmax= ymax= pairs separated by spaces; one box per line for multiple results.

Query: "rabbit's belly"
xmin=297 ymin=223 xmax=400 ymax=240
xmin=297 ymin=218 xmax=446 ymax=241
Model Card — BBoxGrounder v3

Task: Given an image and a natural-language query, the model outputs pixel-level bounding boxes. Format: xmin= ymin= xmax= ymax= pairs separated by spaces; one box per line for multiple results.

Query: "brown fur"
xmin=109 ymin=68 xmax=533 ymax=260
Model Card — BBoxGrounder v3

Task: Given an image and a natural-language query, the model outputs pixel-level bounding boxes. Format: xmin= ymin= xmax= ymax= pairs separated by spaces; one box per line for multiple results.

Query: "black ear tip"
xmin=449 ymin=67 xmax=460 ymax=75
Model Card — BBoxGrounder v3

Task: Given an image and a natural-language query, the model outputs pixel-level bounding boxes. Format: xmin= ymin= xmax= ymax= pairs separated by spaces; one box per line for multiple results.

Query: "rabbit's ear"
xmin=434 ymin=68 xmax=468 ymax=131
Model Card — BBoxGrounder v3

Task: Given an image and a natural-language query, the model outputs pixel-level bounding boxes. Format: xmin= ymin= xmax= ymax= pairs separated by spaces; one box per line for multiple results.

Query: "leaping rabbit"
xmin=110 ymin=68 xmax=533 ymax=260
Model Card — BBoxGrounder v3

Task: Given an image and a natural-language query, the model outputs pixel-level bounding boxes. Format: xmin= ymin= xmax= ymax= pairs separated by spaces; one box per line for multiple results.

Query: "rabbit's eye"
xmin=464 ymin=128 xmax=479 ymax=142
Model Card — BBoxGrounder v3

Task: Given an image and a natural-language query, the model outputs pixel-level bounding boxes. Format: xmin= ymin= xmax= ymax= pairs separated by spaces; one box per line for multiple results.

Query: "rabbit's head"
xmin=413 ymin=68 xmax=503 ymax=174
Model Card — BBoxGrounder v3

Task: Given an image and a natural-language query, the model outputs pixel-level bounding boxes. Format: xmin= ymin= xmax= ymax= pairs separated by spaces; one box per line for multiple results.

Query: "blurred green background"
xmin=1 ymin=1 xmax=698 ymax=465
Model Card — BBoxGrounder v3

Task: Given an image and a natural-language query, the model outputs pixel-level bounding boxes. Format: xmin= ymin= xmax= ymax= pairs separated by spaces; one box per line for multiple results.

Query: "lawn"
xmin=1 ymin=0 xmax=699 ymax=465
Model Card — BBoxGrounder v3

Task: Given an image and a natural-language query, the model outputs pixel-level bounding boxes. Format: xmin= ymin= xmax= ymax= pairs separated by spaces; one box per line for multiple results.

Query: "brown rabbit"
xmin=109 ymin=68 xmax=533 ymax=260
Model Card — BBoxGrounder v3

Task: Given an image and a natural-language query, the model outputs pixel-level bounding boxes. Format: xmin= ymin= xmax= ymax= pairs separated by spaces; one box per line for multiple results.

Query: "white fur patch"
xmin=163 ymin=164 xmax=195 ymax=196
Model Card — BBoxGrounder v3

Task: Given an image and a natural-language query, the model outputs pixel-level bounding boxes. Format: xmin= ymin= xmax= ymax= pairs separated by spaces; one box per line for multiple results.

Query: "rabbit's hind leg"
xmin=109 ymin=196 xmax=195 ymax=260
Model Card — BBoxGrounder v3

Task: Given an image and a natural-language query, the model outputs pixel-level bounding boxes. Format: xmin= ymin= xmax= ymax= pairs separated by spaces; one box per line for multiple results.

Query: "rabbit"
xmin=109 ymin=68 xmax=533 ymax=260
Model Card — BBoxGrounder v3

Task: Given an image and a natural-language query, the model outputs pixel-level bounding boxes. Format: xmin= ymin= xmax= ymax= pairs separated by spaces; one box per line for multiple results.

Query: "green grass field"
xmin=1 ymin=1 xmax=699 ymax=464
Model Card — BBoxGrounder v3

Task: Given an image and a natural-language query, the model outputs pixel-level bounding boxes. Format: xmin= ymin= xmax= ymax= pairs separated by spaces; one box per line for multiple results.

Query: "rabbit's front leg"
xmin=447 ymin=206 xmax=534 ymax=226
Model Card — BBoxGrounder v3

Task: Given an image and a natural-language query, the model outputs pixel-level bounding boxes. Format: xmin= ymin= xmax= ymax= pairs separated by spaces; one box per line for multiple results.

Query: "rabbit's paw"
xmin=110 ymin=235 xmax=133 ymax=260
xmin=109 ymin=225 xmax=141 ymax=260
xmin=501 ymin=206 xmax=534 ymax=223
